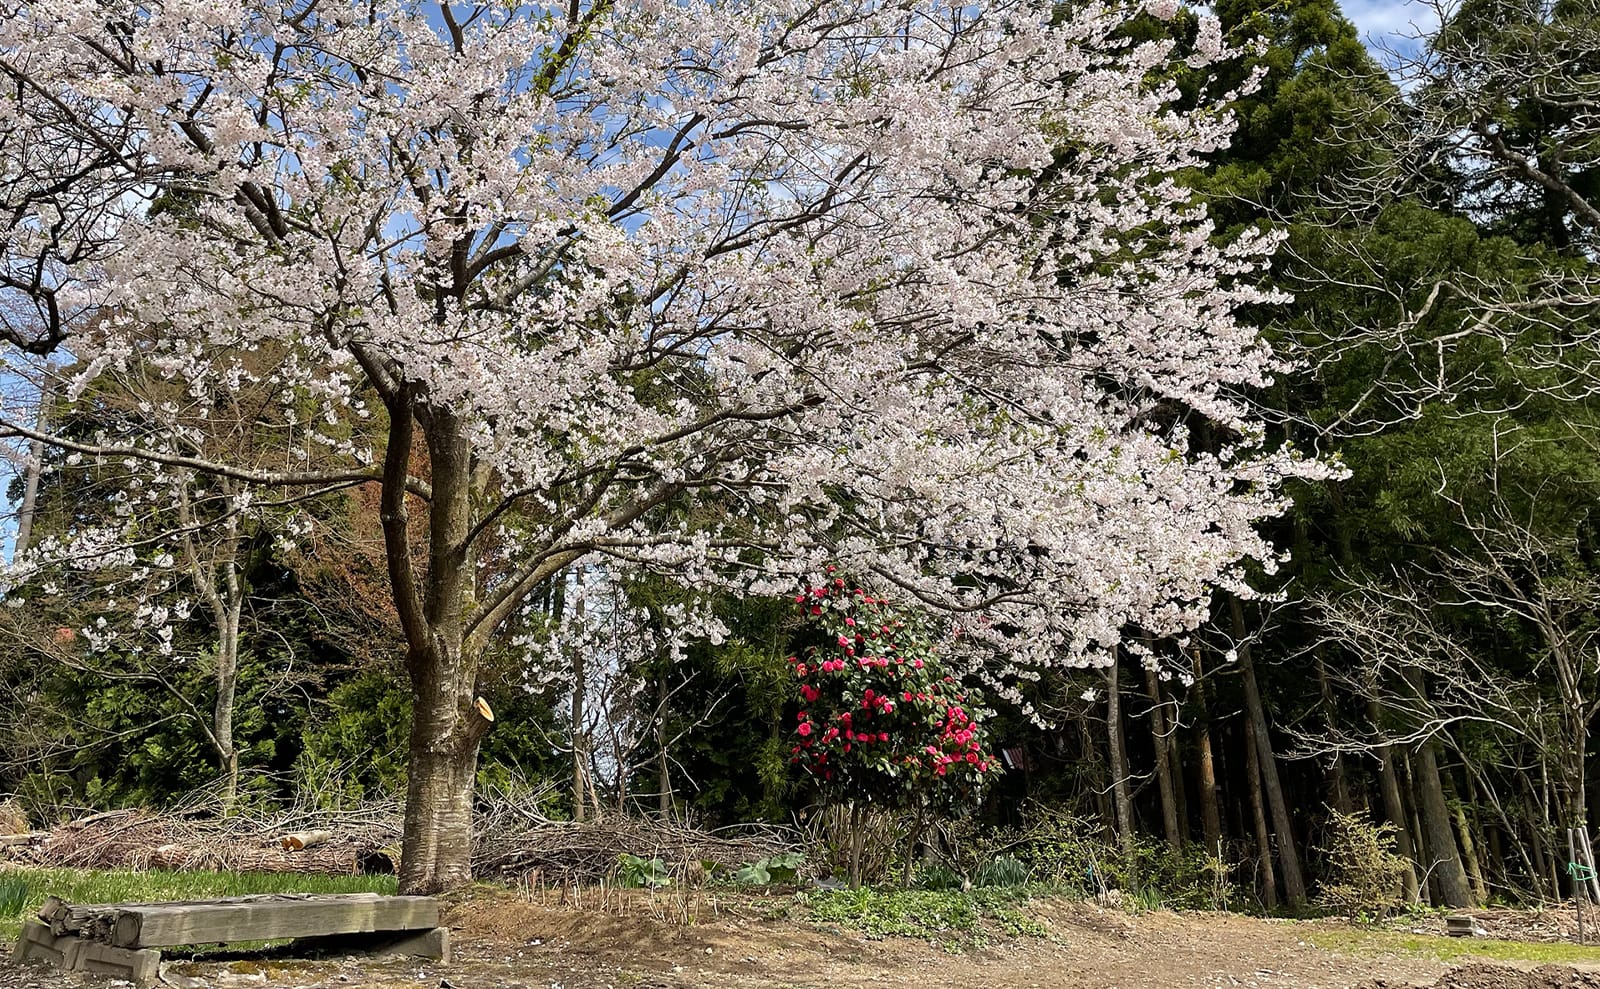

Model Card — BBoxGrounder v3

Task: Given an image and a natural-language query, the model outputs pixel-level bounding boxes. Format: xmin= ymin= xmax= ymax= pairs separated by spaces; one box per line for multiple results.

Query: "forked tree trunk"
xmin=384 ymin=406 xmax=493 ymax=895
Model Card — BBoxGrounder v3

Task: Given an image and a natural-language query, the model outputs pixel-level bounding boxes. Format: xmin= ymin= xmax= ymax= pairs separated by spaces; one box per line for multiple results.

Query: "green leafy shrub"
xmin=1316 ymin=810 xmax=1409 ymax=920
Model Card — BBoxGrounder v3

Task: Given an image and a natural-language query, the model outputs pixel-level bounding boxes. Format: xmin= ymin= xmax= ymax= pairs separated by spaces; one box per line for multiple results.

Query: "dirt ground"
xmin=7 ymin=891 xmax=1600 ymax=989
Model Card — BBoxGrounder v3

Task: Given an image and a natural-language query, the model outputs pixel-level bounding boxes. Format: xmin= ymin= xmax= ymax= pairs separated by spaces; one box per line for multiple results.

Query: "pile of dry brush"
xmin=0 ymin=789 xmax=797 ymax=885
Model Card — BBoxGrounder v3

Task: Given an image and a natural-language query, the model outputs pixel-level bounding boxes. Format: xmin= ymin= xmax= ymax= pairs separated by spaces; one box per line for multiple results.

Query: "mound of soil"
xmin=1364 ymin=964 xmax=1600 ymax=989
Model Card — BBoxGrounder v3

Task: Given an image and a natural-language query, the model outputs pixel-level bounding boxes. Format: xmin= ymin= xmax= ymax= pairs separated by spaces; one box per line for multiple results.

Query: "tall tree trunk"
xmin=1230 ymin=598 xmax=1306 ymax=908
xmin=1370 ymin=700 xmax=1421 ymax=902
xmin=387 ymin=407 xmax=493 ymax=895
xmin=1522 ymin=773 xmax=1556 ymax=901
xmin=657 ymin=713 xmax=672 ymax=818
xmin=1448 ymin=767 xmax=1488 ymax=903
xmin=1312 ymin=647 xmax=1352 ymax=813
xmin=1106 ymin=657 xmax=1136 ymax=867
xmin=1414 ymin=738 xmax=1474 ymax=908
xmin=572 ymin=580 xmax=590 ymax=823
xmin=1078 ymin=715 xmax=1113 ymax=832
xmin=1162 ymin=675 xmax=1189 ymax=841
xmin=1144 ymin=664 xmax=1182 ymax=849
xmin=213 ymin=618 xmax=241 ymax=807
xmin=1244 ymin=715 xmax=1279 ymax=910
xmin=1190 ymin=646 xmax=1224 ymax=854
xmin=12 ymin=372 xmax=52 ymax=561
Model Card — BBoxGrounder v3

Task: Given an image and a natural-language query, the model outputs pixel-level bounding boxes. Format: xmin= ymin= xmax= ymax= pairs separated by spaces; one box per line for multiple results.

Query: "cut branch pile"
xmin=472 ymin=815 xmax=796 ymax=885
xmin=3 ymin=804 xmax=402 ymax=876
xmin=0 ymin=788 xmax=801 ymax=885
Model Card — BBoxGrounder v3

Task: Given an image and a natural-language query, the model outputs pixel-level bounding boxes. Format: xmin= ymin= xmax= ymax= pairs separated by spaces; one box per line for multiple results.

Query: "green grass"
xmin=1306 ymin=925 xmax=1600 ymax=965
xmin=0 ymin=867 xmax=397 ymax=942
xmin=802 ymin=886 xmax=1048 ymax=952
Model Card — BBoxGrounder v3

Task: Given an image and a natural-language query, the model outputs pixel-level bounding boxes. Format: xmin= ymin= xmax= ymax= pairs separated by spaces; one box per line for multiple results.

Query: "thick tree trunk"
xmin=1144 ymin=665 xmax=1182 ymax=849
xmin=387 ymin=407 xmax=492 ymax=895
xmin=1231 ymin=598 xmax=1306 ymax=908
xmin=1370 ymin=700 xmax=1421 ymax=902
xmin=1244 ymin=716 xmax=1278 ymax=910
xmin=1415 ymin=738 xmax=1473 ymax=908
xmin=1190 ymin=647 xmax=1224 ymax=854
xmin=398 ymin=645 xmax=483 ymax=894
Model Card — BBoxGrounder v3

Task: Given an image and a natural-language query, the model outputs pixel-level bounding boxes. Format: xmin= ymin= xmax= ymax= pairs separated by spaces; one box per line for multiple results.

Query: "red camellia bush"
xmin=787 ymin=571 xmax=998 ymax=824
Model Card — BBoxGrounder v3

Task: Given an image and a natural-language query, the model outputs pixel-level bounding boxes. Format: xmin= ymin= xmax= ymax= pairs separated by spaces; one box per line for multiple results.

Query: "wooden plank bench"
xmin=12 ymin=893 xmax=447 ymax=985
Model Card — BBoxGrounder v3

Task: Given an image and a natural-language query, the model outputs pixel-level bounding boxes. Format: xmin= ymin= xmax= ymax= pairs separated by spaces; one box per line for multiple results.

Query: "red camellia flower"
xmin=798 ymin=722 xmax=813 ymax=737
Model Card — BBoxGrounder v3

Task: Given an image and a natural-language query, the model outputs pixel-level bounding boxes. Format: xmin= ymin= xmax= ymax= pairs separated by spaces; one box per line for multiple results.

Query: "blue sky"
xmin=1342 ymin=0 xmax=1440 ymax=52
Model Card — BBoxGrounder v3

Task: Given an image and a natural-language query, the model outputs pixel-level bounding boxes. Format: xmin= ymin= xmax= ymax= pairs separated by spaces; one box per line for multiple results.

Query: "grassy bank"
xmin=0 ymin=867 xmax=397 ymax=941
xmin=1306 ymin=925 xmax=1600 ymax=966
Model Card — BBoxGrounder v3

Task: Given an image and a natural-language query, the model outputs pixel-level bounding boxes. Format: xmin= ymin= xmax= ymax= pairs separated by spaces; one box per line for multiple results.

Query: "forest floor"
xmin=10 ymin=886 xmax=1600 ymax=989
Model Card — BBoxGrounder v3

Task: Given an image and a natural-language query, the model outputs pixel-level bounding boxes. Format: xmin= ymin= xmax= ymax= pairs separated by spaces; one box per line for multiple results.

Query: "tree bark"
xmin=1244 ymin=715 xmax=1278 ymax=910
xmin=1230 ymin=597 xmax=1306 ymax=908
xmin=398 ymin=660 xmax=482 ymax=894
xmin=1370 ymin=700 xmax=1421 ymax=902
xmin=1106 ymin=658 xmax=1136 ymax=867
xmin=572 ymin=580 xmax=590 ymax=824
xmin=1414 ymin=738 xmax=1474 ymax=908
xmin=1162 ymin=674 xmax=1189 ymax=842
xmin=388 ymin=408 xmax=493 ymax=895
xmin=1449 ymin=768 xmax=1489 ymax=904
xmin=1190 ymin=646 xmax=1224 ymax=854
xmin=1312 ymin=647 xmax=1352 ymax=813
xmin=1144 ymin=665 xmax=1182 ymax=849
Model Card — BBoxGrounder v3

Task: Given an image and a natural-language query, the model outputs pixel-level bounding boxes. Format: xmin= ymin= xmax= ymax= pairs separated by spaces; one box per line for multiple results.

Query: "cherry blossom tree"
xmin=0 ymin=0 xmax=1326 ymax=892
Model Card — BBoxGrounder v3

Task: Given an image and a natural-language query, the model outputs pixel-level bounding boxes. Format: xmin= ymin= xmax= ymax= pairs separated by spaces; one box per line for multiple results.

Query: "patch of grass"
xmin=0 ymin=867 xmax=397 ymax=941
xmin=802 ymin=886 xmax=1048 ymax=952
xmin=1306 ymin=925 xmax=1600 ymax=965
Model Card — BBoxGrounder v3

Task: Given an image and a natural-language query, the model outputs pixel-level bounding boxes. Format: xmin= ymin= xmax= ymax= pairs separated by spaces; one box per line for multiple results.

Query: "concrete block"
xmin=12 ymin=920 xmax=83 ymax=969
xmin=72 ymin=939 xmax=162 ymax=985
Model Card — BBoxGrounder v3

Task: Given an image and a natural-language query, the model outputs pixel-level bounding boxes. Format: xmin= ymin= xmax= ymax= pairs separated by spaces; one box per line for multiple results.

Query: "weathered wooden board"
xmin=291 ymin=925 xmax=451 ymax=962
xmin=110 ymin=894 xmax=439 ymax=948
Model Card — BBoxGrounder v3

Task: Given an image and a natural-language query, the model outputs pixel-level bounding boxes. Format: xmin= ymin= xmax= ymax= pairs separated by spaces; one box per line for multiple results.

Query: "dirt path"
xmin=4 ymin=892 xmax=1595 ymax=989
